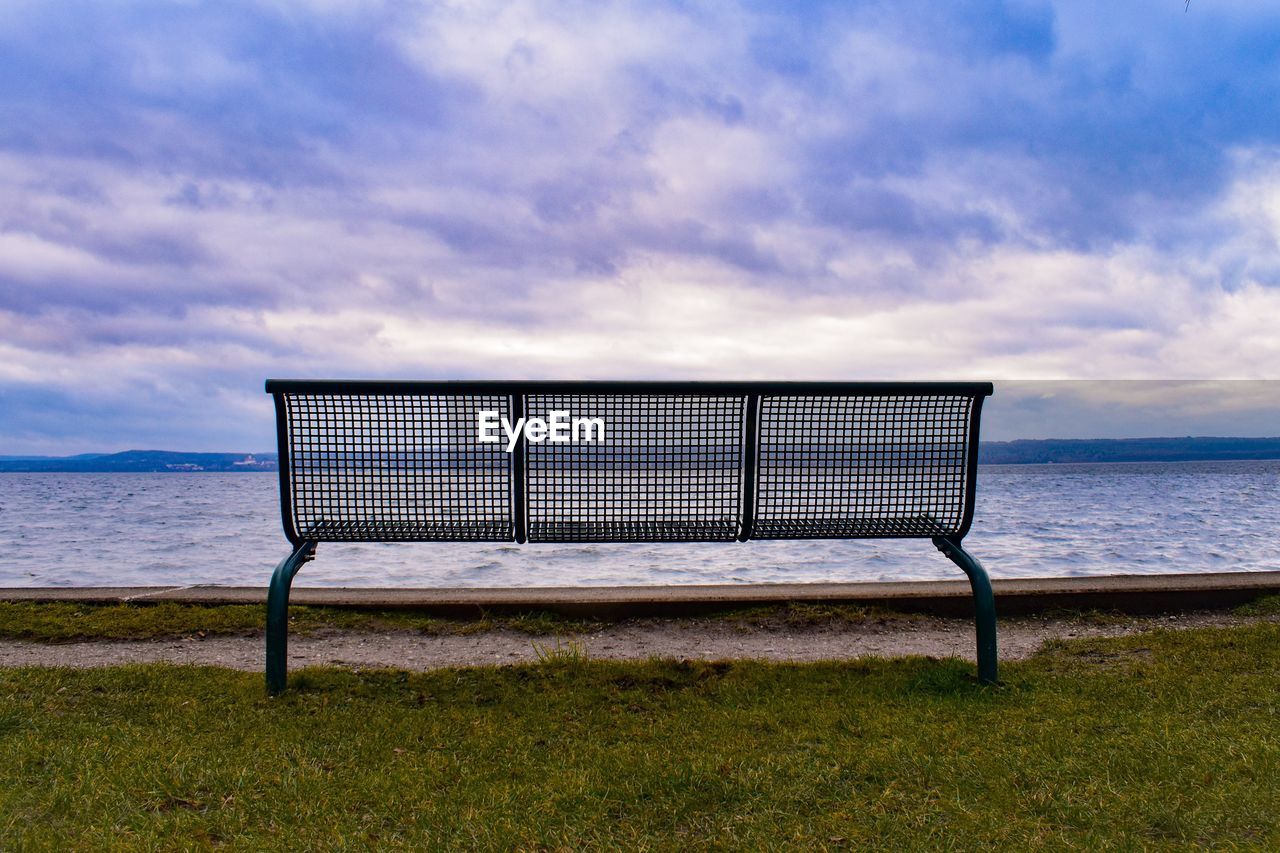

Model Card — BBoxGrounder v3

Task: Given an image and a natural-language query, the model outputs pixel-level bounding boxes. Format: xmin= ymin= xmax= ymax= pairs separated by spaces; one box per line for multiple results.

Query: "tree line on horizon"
xmin=2 ymin=436 xmax=1280 ymax=472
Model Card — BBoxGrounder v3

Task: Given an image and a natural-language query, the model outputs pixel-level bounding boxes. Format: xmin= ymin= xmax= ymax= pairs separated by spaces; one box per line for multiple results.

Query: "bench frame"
xmin=265 ymin=380 xmax=997 ymax=693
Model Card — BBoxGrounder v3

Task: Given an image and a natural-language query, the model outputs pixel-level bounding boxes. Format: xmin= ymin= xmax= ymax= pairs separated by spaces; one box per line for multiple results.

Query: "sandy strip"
xmin=0 ymin=611 xmax=1270 ymax=672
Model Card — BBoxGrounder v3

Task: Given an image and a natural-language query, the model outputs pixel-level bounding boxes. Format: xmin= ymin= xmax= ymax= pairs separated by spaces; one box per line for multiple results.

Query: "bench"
xmin=264 ymin=380 xmax=997 ymax=693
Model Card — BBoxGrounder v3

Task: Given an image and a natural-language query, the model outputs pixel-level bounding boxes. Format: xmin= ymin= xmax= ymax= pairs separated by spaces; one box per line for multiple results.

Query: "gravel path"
xmin=0 ymin=611 xmax=1269 ymax=671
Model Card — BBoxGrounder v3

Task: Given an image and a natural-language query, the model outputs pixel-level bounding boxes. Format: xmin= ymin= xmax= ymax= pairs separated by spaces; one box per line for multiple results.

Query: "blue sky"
xmin=1 ymin=0 xmax=1279 ymax=453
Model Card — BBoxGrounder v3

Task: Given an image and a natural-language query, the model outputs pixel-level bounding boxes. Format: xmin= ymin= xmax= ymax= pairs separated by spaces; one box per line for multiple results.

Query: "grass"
xmin=710 ymin=601 xmax=923 ymax=630
xmin=531 ymin=637 xmax=588 ymax=664
xmin=1237 ymin=594 xmax=1280 ymax=617
xmin=0 ymin=601 xmax=598 ymax=642
xmin=0 ymin=600 xmax=926 ymax=643
xmin=2 ymin=597 xmax=1273 ymax=644
xmin=0 ymin=623 xmax=1277 ymax=848
xmin=1036 ymin=606 xmax=1132 ymax=626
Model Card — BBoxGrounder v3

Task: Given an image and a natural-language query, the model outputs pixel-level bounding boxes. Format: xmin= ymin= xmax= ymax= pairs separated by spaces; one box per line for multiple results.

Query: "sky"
xmin=2 ymin=0 xmax=1279 ymax=453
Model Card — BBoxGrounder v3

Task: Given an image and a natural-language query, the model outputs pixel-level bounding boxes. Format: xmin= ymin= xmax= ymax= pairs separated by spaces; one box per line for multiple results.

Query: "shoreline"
xmin=5 ymin=571 xmax=1278 ymax=618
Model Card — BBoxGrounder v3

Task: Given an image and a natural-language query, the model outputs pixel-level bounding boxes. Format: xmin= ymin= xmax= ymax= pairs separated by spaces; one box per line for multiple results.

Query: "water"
xmin=0 ymin=461 xmax=1277 ymax=587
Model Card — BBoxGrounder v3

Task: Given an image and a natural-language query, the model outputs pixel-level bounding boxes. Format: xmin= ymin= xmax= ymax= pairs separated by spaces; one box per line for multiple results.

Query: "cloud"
xmin=1 ymin=0 xmax=1279 ymax=452
xmin=984 ymin=380 xmax=1280 ymax=440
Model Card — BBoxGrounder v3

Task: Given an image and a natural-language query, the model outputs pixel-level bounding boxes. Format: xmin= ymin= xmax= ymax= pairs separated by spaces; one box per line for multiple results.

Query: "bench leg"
xmin=932 ymin=536 xmax=998 ymax=685
xmin=266 ymin=540 xmax=316 ymax=696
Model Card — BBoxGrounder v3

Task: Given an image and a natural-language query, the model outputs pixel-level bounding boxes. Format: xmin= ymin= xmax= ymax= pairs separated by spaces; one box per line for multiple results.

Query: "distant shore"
xmin=980 ymin=436 xmax=1280 ymax=465
xmin=3 ymin=437 xmax=1280 ymax=472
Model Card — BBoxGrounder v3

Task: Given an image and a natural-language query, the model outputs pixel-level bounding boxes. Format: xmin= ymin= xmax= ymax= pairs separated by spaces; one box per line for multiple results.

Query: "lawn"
xmin=0 ymin=600 xmax=594 ymax=641
xmin=0 ymin=622 xmax=1277 ymax=848
xmin=0 ymin=599 xmax=912 ymax=642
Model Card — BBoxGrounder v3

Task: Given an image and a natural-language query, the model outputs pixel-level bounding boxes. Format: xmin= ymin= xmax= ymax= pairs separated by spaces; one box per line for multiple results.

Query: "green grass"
xmin=1036 ymin=606 xmax=1132 ymax=626
xmin=710 ymin=601 xmax=923 ymax=629
xmin=1 ymin=623 xmax=1277 ymax=848
xmin=0 ymin=601 xmax=596 ymax=642
xmin=1237 ymin=594 xmax=1280 ymax=617
xmin=11 ymin=598 xmax=1268 ymax=645
xmin=0 ymin=600 xmax=923 ymax=643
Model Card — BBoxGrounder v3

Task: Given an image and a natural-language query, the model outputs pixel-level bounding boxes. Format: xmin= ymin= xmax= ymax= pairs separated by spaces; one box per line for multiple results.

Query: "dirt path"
xmin=0 ymin=611 xmax=1270 ymax=671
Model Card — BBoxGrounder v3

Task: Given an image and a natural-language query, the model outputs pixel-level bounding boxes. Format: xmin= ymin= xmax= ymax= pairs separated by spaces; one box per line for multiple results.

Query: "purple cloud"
xmin=1 ymin=0 xmax=1279 ymax=453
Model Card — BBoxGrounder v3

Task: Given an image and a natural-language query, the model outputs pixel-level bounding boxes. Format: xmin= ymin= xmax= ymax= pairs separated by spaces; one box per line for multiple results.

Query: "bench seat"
xmin=528 ymin=519 xmax=740 ymax=542
xmin=297 ymin=519 xmax=515 ymax=541
xmin=751 ymin=516 xmax=954 ymax=538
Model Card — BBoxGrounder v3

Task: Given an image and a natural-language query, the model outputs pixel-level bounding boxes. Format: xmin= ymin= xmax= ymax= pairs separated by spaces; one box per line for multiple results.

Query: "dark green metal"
xmin=933 ymin=535 xmax=998 ymax=684
xmin=267 ymin=379 xmax=994 ymax=397
xmin=266 ymin=540 xmax=316 ymax=696
xmin=737 ymin=393 xmax=759 ymax=542
xmin=511 ymin=393 xmax=527 ymax=544
xmin=265 ymin=379 xmax=999 ymax=690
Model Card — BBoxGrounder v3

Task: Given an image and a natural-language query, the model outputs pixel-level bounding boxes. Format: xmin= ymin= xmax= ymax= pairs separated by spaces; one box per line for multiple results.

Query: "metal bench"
xmin=265 ymin=380 xmax=997 ymax=693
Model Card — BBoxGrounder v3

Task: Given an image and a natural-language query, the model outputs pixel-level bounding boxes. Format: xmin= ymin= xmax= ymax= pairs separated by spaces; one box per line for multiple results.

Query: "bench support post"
xmin=932 ymin=536 xmax=998 ymax=685
xmin=266 ymin=540 xmax=316 ymax=696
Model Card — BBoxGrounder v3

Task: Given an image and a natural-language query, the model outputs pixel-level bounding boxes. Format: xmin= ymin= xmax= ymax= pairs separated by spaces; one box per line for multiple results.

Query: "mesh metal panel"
xmin=274 ymin=384 xmax=985 ymax=545
xmin=752 ymin=395 xmax=974 ymax=538
xmin=524 ymin=394 xmax=745 ymax=542
xmin=284 ymin=393 xmax=513 ymax=541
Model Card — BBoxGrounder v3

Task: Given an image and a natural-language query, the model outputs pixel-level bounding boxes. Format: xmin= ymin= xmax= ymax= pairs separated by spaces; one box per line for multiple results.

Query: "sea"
xmin=0 ymin=460 xmax=1277 ymax=588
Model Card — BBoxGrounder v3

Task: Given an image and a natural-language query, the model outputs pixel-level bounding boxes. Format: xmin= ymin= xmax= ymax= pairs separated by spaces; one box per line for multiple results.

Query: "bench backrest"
xmin=266 ymin=381 xmax=992 ymax=546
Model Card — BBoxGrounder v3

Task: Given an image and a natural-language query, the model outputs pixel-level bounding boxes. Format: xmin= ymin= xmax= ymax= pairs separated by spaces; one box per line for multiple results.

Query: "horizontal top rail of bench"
xmin=265 ymin=379 xmax=994 ymax=397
